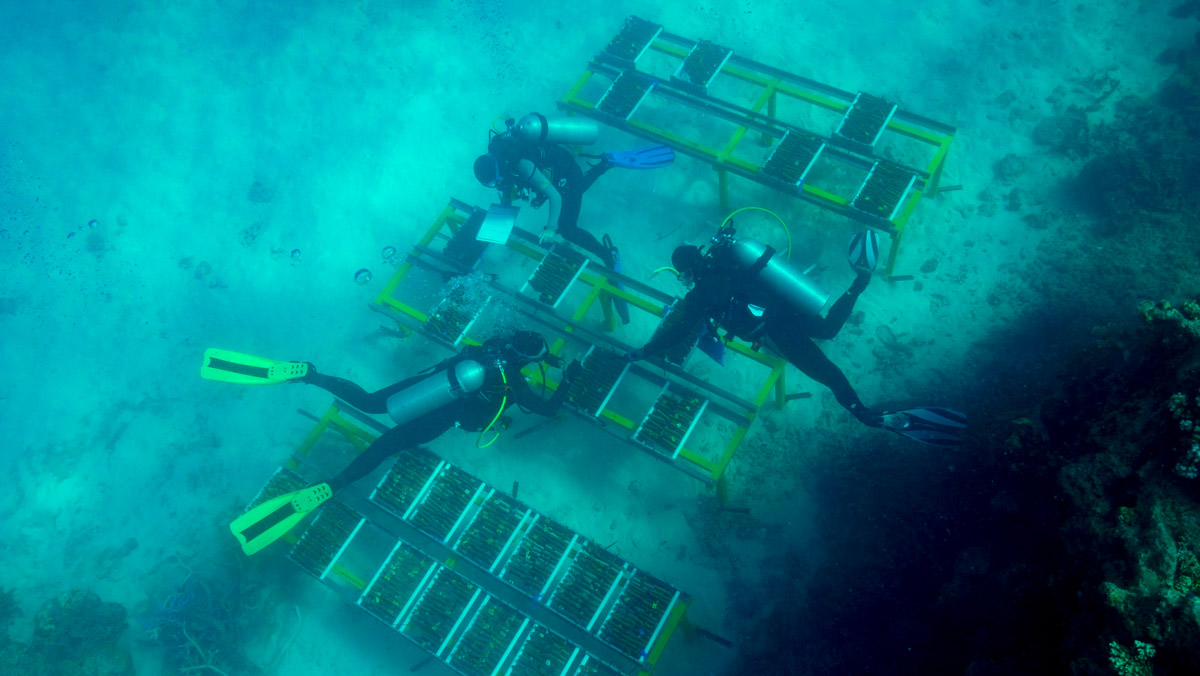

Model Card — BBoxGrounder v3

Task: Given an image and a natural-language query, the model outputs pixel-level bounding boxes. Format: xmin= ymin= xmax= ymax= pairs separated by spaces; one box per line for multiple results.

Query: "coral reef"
xmin=0 ymin=587 xmax=19 ymax=631
xmin=724 ymin=294 xmax=1200 ymax=675
xmin=1032 ymin=108 xmax=1091 ymax=157
xmin=1074 ymin=47 xmax=1200 ymax=234
xmin=0 ymin=589 xmax=133 ymax=675
xmin=1029 ymin=297 xmax=1200 ymax=672
xmin=1139 ymin=300 xmax=1200 ymax=477
xmin=137 ymin=556 xmax=298 ymax=675
xmin=1110 ymin=640 xmax=1156 ymax=676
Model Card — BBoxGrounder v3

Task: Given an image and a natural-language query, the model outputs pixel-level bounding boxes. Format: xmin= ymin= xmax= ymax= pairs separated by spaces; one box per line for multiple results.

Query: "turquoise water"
xmin=2 ymin=1 xmax=1197 ymax=674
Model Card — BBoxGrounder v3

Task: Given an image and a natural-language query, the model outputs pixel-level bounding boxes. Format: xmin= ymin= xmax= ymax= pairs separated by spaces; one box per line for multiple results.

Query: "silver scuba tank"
xmin=513 ymin=113 xmax=599 ymax=146
xmin=386 ymin=360 xmax=487 ymax=426
xmin=727 ymin=237 xmax=829 ymax=316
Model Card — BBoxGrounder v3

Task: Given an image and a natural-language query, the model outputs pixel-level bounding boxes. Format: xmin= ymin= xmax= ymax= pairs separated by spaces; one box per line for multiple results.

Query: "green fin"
xmin=201 ymin=348 xmax=308 ymax=385
xmin=230 ymin=484 xmax=332 ymax=555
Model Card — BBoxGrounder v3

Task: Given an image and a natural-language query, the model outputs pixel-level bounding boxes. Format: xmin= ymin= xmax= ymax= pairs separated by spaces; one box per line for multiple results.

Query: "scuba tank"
xmin=508 ymin=113 xmax=599 ymax=146
xmin=386 ymin=360 xmax=486 ymax=426
xmin=482 ymin=114 xmax=598 ymax=203
xmin=713 ymin=227 xmax=829 ymax=316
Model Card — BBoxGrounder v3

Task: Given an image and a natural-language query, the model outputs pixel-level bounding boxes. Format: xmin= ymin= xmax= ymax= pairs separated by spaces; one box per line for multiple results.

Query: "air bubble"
xmin=382 ymin=246 xmax=396 ymax=263
xmin=354 ymin=268 xmax=372 ymax=285
xmin=86 ymin=219 xmax=98 ymax=229
xmin=291 ymin=249 xmax=301 ymax=261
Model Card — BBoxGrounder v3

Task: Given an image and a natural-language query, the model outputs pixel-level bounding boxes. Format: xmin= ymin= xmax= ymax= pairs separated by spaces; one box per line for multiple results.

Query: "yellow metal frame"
xmin=268 ymin=403 xmax=372 ymax=589
xmin=558 ymin=29 xmax=956 ymax=277
xmin=373 ymin=201 xmax=789 ymax=484
xmin=640 ymin=596 xmax=691 ymax=674
xmin=289 ymin=403 xmax=691 ymax=674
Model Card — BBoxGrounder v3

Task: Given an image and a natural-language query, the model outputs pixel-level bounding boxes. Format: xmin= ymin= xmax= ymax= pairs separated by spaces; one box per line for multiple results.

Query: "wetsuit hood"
xmin=505 ymin=330 xmax=548 ymax=364
xmin=671 ymin=245 xmax=703 ymax=273
xmin=474 ymin=154 xmax=499 ymax=188
xmin=477 ymin=331 xmax=548 ymax=368
xmin=672 ymin=245 xmax=704 ymax=285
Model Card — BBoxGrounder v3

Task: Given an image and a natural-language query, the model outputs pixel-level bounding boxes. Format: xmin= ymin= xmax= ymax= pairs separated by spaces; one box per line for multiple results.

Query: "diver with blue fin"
xmin=473 ymin=113 xmax=674 ymax=324
xmin=203 ymin=331 xmax=582 ymax=555
xmin=627 ymin=226 xmax=966 ymax=447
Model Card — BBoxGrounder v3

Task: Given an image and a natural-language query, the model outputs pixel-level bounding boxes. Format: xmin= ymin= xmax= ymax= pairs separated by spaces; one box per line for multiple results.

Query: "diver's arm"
xmin=511 ymin=374 xmax=568 ymax=416
xmin=641 ymin=290 xmax=708 ymax=357
xmin=517 ymin=158 xmax=561 ymax=241
xmin=511 ymin=360 xmax=581 ymax=416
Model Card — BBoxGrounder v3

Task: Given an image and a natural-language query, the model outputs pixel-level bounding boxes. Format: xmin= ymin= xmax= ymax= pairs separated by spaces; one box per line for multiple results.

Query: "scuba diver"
xmin=627 ymin=225 xmax=966 ymax=447
xmin=201 ymin=330 xmax=582 ymax=555
xmin=473 ymin=112 xmax=674 ymax=271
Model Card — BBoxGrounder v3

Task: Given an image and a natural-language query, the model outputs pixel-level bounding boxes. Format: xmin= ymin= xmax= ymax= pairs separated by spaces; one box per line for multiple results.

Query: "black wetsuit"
xmin=306 ymin=353 xmax=571 ymax=491
xmin=500 ymin=143 xmax=614 ymax=266
xmin=643 ymin=254 xmax=878 ymax=425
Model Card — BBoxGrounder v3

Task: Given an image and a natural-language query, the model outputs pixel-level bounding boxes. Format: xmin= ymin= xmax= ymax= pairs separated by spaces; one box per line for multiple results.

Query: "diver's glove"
xmin=625 ymin=348 xmax=645 ymax=362
xmin=565 ymin=359 xmax=583 ymax=382
xmin=538 ymin=228 xmax=555 ymax=247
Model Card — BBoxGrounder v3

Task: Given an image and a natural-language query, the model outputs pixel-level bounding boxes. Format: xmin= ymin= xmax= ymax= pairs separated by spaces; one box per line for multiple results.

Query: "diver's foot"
xmin=292 ymin=362 xmax=317 ymax=383
xmin=601 ymin=234 xmax=619 ymax=270
xmin=877 ymin=412 xmax=912 ymax=431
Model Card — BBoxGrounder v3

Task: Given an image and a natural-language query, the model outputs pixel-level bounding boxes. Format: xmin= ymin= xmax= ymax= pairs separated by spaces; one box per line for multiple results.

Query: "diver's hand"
xmin=625 ymin=348 xmax=645 ymax=362
xmin=565 ymin=359 xmax=583 ymax=382
xmin=538 ymin=228 xmax=555 ymax=247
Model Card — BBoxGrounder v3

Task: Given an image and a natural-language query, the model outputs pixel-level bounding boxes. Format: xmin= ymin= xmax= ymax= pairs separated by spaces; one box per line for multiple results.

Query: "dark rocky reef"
xmin=1073 ymin=33 xmax=1200 ymax=234
xmin=723 ymin=297 xmax=1200 ymax=675
xmin=0 ymin=589 xmax=133 ymax=676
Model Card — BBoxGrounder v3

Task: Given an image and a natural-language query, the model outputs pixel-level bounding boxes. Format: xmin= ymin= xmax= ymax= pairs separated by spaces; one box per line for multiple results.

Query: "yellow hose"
xmin=476 ymin=368 xmax=508 ymax=448
xmin=720 ymin=207 xmax=792 ymax=261
xmin=652 ymin=266 xmax=681 ymax=278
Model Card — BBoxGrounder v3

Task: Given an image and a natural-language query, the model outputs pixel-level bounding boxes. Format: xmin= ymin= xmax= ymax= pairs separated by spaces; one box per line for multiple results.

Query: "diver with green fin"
xmin=628 ymin=224 xmax=967 ymax=448
xmin=201 ymin=331 xmax=582 ymax=555
xmin=473 ymin=113 xmax=674 ymax=323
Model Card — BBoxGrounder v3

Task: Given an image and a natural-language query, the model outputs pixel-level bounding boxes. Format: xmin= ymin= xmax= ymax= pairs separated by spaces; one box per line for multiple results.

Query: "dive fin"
xmin=201 ymin=348 xmax=309 ymax=385
xmin=602 ymin=144 xmax=675 ymax=170
xmin=880 ymin=407 xmax=966 ymax=448
xmin=696 ymin=327 xmax=726 ymax=365
xmin=603 ymin=235 xmax=632 ymax=325
xmin=848 ymin=230 xmax=881 ymax=273
xmin=230 ymin=484 xmax=332 ymax=555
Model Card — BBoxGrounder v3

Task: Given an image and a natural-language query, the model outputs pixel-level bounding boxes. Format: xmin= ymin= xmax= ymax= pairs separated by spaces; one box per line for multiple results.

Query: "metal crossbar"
xmin=559 ymin=15 xmax=957 ymax=276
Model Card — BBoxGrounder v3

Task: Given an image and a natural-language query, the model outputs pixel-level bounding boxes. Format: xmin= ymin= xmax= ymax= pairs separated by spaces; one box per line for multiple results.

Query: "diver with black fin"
xmin=473 ymin=113 xmax=674 ymax=324
xmin=627 ymin=226 xmax=966 ymax=447
xmin=203 ymin=331 xmax=582 ymax=555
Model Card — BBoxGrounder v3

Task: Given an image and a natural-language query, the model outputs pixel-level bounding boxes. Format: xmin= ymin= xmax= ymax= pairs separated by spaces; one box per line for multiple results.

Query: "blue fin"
xmin=603 ymin=144 xmax=675 ymax=170
xmin=882 ymin=407 xmax=966 ymax=448
xmin=696 ymin=326 xmax=725 ymax=365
